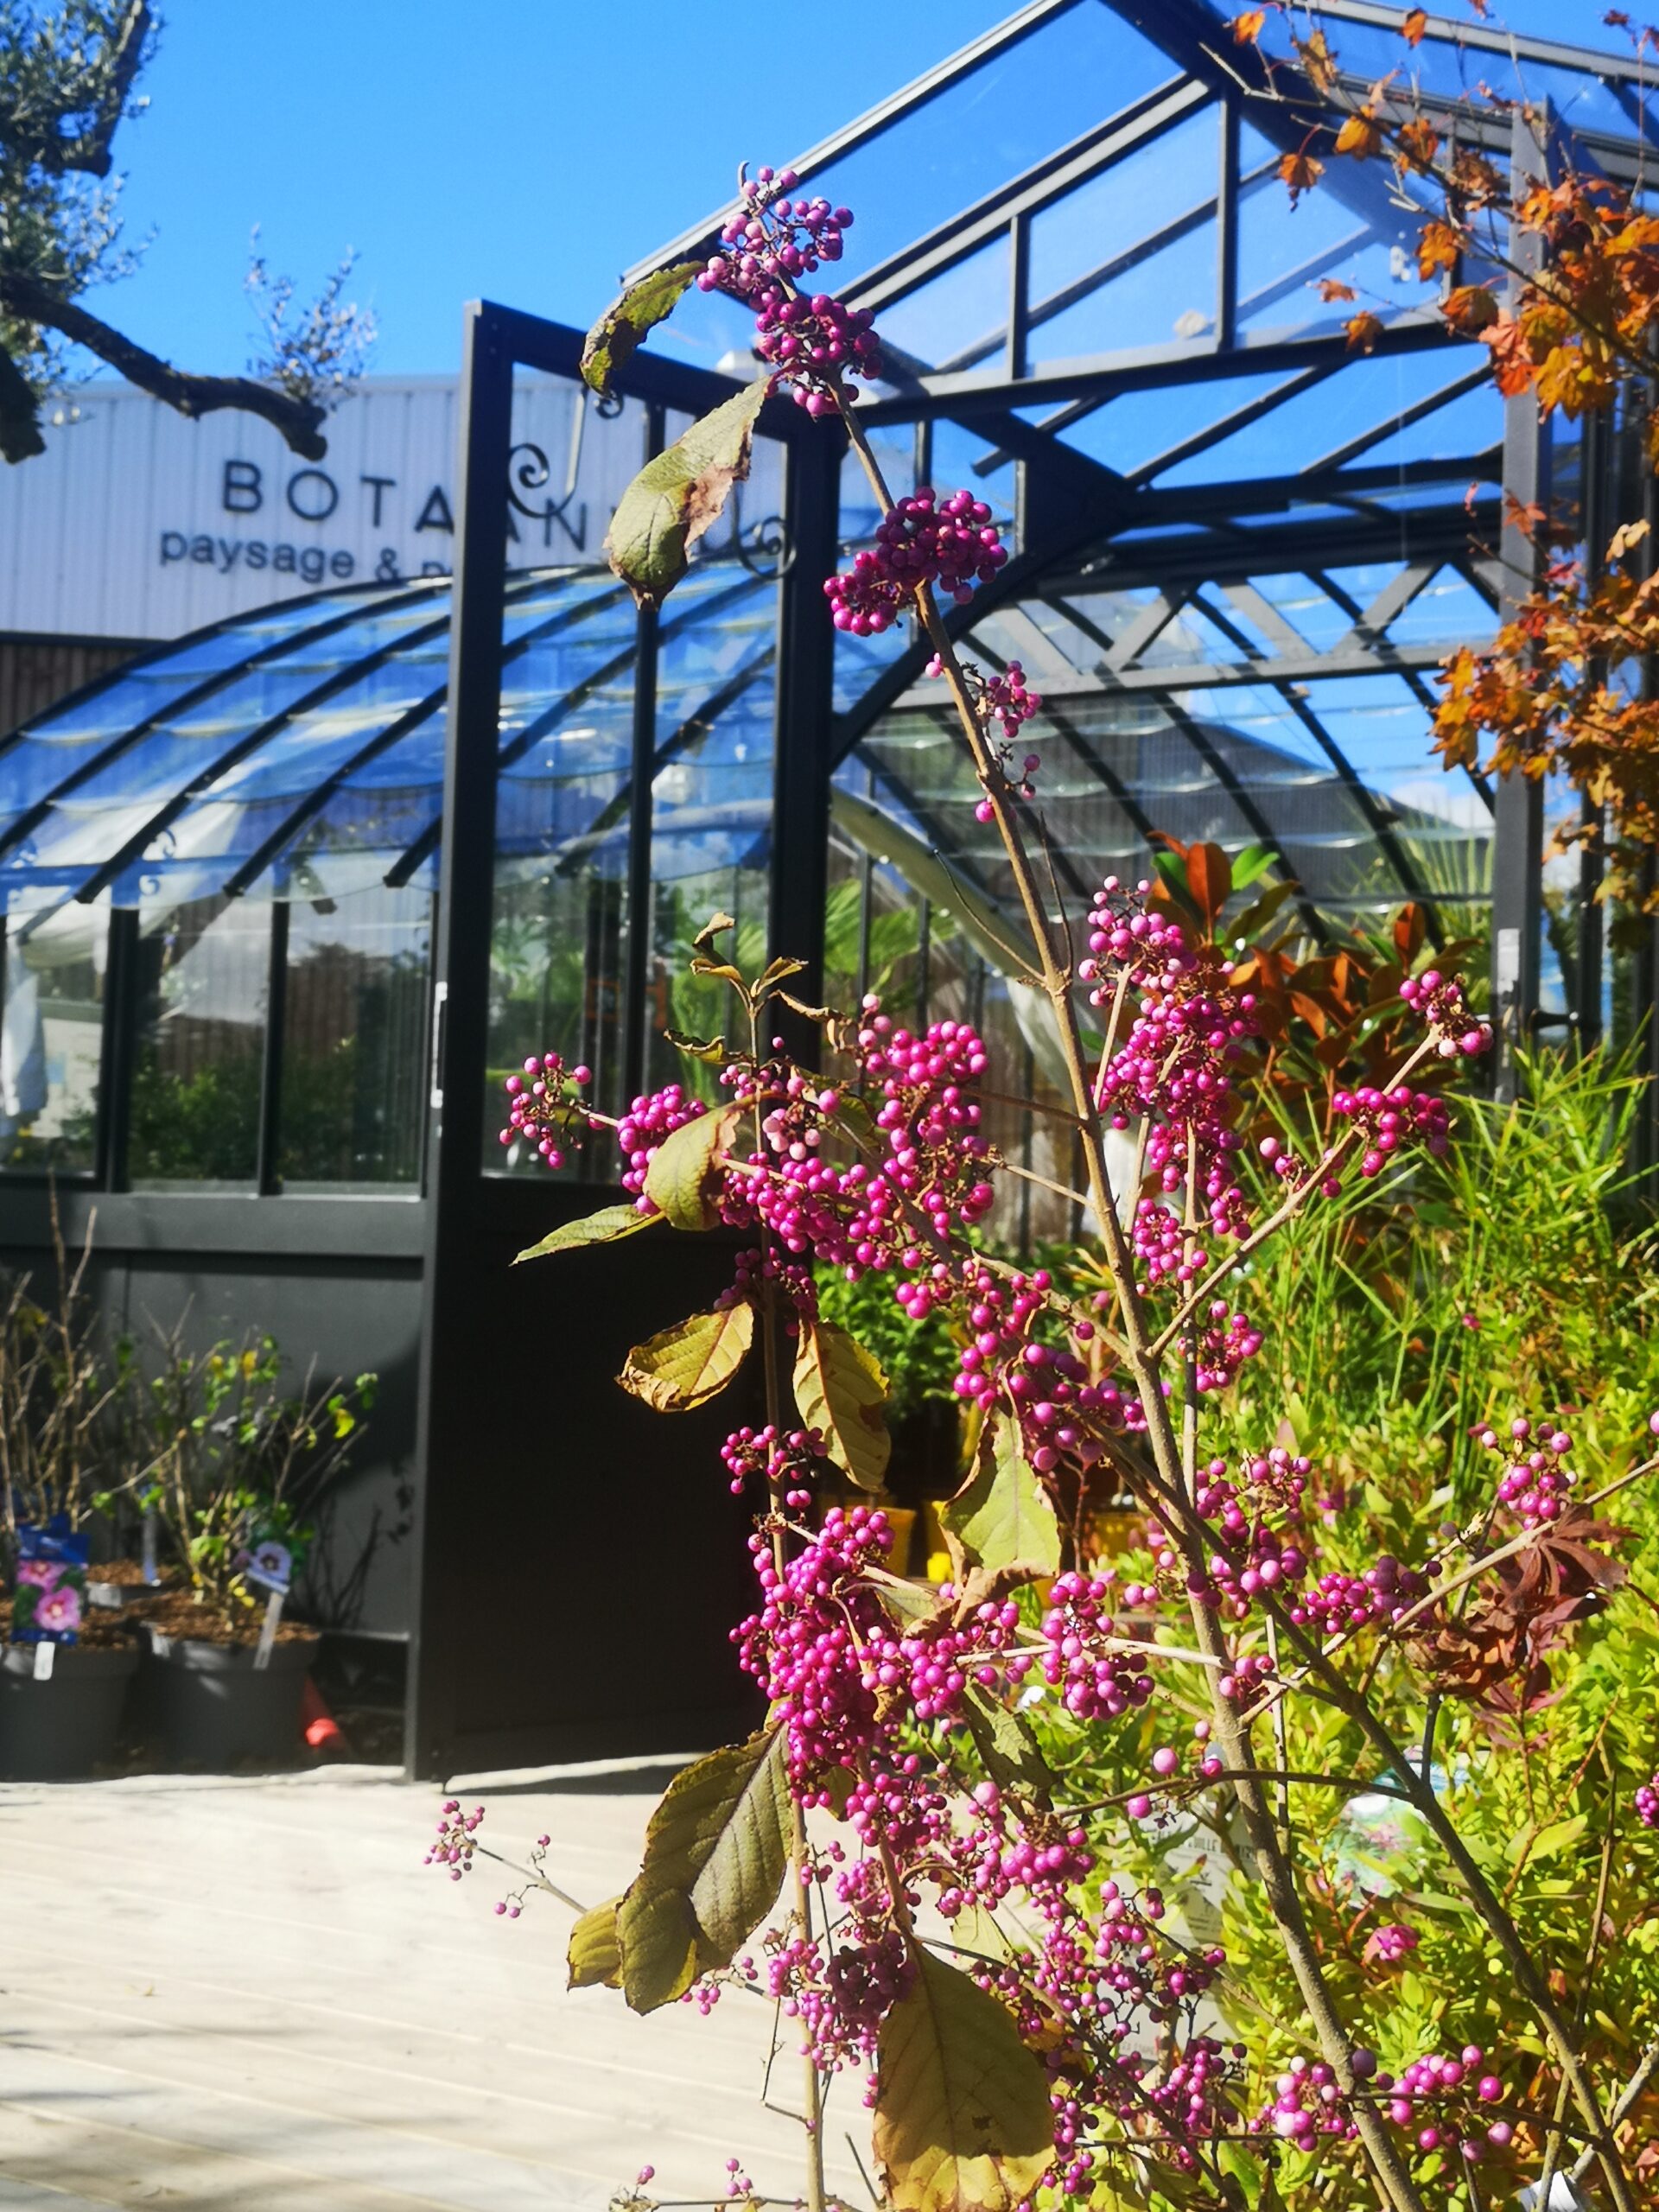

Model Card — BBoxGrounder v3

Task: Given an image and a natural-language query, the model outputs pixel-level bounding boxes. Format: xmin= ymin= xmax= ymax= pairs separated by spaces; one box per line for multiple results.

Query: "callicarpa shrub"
xmin=428 ymin=145 xmax=1659 ymax=2212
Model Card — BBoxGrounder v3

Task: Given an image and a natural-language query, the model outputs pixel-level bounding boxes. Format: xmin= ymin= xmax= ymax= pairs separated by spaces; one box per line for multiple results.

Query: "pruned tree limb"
xmin=0 ymin=346 xmax=47 ymax=462
xmin=0 ymin=271 xmax=327 ymax=460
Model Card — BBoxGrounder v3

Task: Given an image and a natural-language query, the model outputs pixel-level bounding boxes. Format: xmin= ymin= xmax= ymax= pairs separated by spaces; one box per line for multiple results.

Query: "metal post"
xmin=1007 ymin=212 xmax=1031 ymax=383
xmin=96 ymin=904 xmax=138 ymax=1192
xmin=1575 ymin=409 xmax=1607 ymax=1052
xmin=256 ymin=899 xmax=289 ymax=1193
xmin=406 ymin=302 xmax=514 ymax=1777
xmin=768 ymin=426 xmax=844 ymax=1053
xmin=1491 ymin=108 xmax=1550 ymax=1102
xmin=623 ymin=404 xmax=665 ymax=1104
xmin=1216 ymin=98 xmax=1239 ymax=354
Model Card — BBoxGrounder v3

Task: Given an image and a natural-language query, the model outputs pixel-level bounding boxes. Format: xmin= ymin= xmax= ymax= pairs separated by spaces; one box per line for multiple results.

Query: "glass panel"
xmin=0 ymin=911 xmax=106 ymax=1172
xmin=279 ymin=885 xmax=432 ymax=1191
xmin=806 ymin=7 xmax=1175 ymax=278
xmin=128 ymin=894 xmax=270 ymax=1188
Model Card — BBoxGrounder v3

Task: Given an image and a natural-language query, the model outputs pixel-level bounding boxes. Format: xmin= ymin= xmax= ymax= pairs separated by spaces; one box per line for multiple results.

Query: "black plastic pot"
xmin=0 ymin=1642 xmax=139 ymax=1780
xmin=141 ymin=1628 xmax=317 ymax=1769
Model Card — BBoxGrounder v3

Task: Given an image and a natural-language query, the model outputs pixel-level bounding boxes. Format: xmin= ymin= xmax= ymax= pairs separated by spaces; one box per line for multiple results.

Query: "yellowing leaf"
xmin=875 ymin=1949 xmax=1054 ymax=2212
xmin=606 ymin=377 xmax=774 ymax=610
xmin=1230 ymin=7 xmax=1266 ymax=38
xmin=616 ymin=1731 xmax=791 ymax=2012
xmin=793 ymin=1319 xmax=892 ymax=1492
xmin=514 ymin=1203 xmax=657 ymax=1264
xmin=943 ymin=1410 xmax=1061 ymax=1577
xmin=1402 ymin=5 xmax=1428 ymax=43
xmin=567 ymin=1898 xmax=624 ymax=1989
xmin=619 ymin=1300 xmax=754 ymax=1411
xmin=1608 ymin=518 xmax=1650 ymax=563
xmin=581 ymin=261 xmax=704 ymax=396
xmin=643 ymin=1103 xmax=740 ymax=1229
xmin=1345 ymin=309 xmax=1384 ymax=353
xmin=1334 ymin=109 xmax=1383 ymax=160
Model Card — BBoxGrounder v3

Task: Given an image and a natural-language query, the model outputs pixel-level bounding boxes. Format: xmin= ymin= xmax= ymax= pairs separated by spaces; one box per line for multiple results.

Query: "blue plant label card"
xmin=238 ymin=1538 xmax=293 ymax=1598
xmin=12 ymin=1521 xmax=90 ymax=1645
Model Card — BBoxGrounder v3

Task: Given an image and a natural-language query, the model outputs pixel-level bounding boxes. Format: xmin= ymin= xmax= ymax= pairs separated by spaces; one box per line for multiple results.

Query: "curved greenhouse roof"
xmin=0 ymin=543 xmax=1496 ymax=957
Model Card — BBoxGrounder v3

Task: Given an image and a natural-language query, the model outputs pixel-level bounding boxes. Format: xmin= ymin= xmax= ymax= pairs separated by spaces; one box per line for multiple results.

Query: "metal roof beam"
xmin=853 ymin=309 xmax=1456 ymax=425
xmin=1300 ymin=365 xmax=1491 ymax=477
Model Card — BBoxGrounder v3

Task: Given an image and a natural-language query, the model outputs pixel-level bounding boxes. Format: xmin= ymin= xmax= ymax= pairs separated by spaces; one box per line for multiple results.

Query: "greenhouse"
xmin=2 ymin=0 xmax=1656 ymax=1777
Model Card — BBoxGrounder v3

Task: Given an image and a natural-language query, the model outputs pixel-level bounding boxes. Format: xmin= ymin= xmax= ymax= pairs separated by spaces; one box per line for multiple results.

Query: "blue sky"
xmin=102 ymin=0 xmax=1636 ymax=381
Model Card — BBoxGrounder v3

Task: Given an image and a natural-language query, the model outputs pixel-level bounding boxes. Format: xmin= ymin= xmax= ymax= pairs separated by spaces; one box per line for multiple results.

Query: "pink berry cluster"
xmin=1288 ymin=1553 xmax=1433 ymax=1636
xmin=1476 ymin=1414 xmax=1576 ymax=1529
xmin=1382 ymin=2044 xmax=1510 ymax=2159
xmin=696 ymin=167 xmax=882 ymax=412
xmin=719 ymin=1421 xmax=827 ymax=1509
xmin=824 ymin=489 xmax=1008 ymax=635
xmin=499 ymin=1052 xmax=590 ymax=1169
xmin=1399 ymin=966 xmax=1493 ymax=1058
xmin=1331 ymin=1082 xmax=1451 ymax=1177
xmin=733 ymin=1506 xmax=894 ymax=1791
xmin=1261 ymin=2056 xmax=1360 ymax=2152
xmin=616 ymin=1083 xmax=707 ymax=1207
xmin=1038 ymin=1570 xmax=1156 ymax=1720
xmin=425 ymin=1799 xmax=485 ymax=1880
xmin=952 ymin=1266 xmax=1138 ymax=1469
xmin=961 ymin=660 xmax=1043 ymax=822
xmin=1637 ymin=1770 xmax=1658 ymax=1827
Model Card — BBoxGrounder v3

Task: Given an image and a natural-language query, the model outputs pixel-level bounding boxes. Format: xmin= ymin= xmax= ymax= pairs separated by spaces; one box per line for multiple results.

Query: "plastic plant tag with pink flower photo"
xmin=12 ymin=1522 xmax=90 ymax=1675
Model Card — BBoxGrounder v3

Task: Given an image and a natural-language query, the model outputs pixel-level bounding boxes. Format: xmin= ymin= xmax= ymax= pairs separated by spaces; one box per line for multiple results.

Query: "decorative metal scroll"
xmin=505 ymin=442 xmax=588 ymax=555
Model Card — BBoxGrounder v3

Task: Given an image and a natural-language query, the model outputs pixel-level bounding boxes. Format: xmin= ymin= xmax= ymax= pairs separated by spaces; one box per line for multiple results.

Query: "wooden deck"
xmin=0 ymin=1765 xmax=869 ymax=2212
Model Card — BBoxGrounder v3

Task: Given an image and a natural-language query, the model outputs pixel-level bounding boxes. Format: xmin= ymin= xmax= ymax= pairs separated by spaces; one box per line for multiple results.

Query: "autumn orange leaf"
xmin=1278 ymin=149 xmax=1325 ymax=204
xmin=1402 ymin=6 xmax=1428 ymax=42
xmin=1317 ymin=277 xmax=1357 ymax=302
xmin=1335 ymin=109 xmax=1384 ymax=160
xmin=1344 ymin=310 xmax=1384 ymax=353
xmin=1396 ymin=116 xmax=1440 ymax=168
xmin=1230 ymin=8 xmax=1267 ymax=40
xmin=1416 ymin=219 xmax=1462 ymax=278
xmin=1442 ymin=284 xmax=1499 ymax=332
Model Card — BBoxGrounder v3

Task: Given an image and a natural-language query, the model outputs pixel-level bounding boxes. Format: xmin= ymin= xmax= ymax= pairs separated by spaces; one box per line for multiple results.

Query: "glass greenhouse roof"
xmin=3 ymin=0 xmax=1646 ymax=975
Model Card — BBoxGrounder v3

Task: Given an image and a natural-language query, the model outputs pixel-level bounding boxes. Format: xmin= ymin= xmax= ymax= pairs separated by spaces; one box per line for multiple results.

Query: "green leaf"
xmin=567 ymin=1897 xmax=624 ymax=1989
xmin=617 ymin=1731 xmax=791 ymax=2013
xmin=1230 ymin=878 xmax=1299 ymax=945
xmin=1509 ymin=1813 xmax=1587 ymax=1865
xmin=618 ymin=1300 xmax=754 ymax=1412
xmin=605 ymin=377 xmax=774 ymax=611
xmin=875 ymin=1948 xmax=1054 ymax=2212
xmin=960 ymin=1682 xmax=1056 ymax=1802
xmin=943 ymin=1411 xmax=1060 ymax=1577
xmin=581 ymin=261 xmax=704 ymax=395
xmin=642 ymin=1103 xmax=739 ymax=1230
xmin=1230 ymin=842 xmax=1278 ymax=892
xmin=513 ymin=1203 xmax=657 ymax=1264
xmin=792 ymin=1319 xmax=892 ymax=1492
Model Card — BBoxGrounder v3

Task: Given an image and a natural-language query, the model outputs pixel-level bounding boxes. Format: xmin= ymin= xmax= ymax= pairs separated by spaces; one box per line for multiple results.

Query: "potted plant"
xmin=115 ymin=1328 xmax=374 ymax=1769
xmin=0 ymin=1211 xmax=143 ymax=1780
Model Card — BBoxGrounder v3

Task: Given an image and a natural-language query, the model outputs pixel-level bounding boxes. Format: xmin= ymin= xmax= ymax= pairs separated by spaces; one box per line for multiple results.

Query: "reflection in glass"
xmin=0 ymin=912 xmax=107 ymax=1172
xmin=128 ymin=896 xmax=269 ymax=1188
xmin=280 ymin=887 xmax=431 ymax=1190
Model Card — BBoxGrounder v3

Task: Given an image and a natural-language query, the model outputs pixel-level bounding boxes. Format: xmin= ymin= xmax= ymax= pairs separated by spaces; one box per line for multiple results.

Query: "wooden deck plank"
xmin=0 ymin=1770 xmax=868 ymax=2211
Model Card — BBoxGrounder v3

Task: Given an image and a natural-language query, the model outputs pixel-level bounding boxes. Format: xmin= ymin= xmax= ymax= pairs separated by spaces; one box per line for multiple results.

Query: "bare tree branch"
xmin=0 ymin=271 xmax=327 ymax=460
